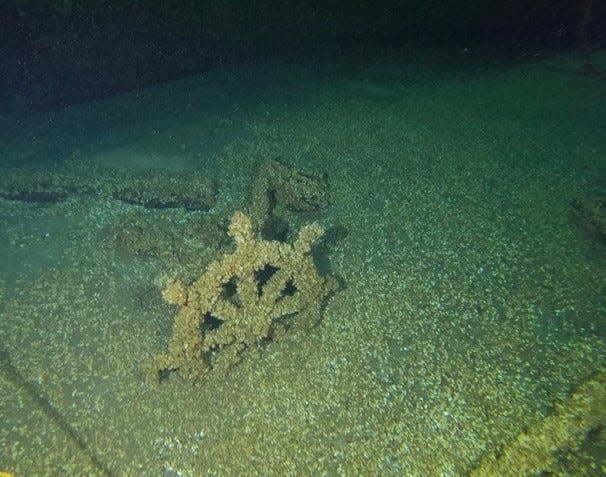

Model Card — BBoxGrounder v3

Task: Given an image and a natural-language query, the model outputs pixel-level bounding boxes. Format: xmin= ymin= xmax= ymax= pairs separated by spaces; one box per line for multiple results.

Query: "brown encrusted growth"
xmin=250 ymin=158 xmax=330 ymax=233
xmin=148 ymin=210 xmax=338 ymax=382
xmin=162 ymin=279 xmax=188 ymax=306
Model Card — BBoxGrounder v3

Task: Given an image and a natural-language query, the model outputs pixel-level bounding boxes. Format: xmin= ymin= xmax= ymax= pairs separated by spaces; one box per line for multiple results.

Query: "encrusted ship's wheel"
xmin=148 ymin=211 xmax=338 ymax=382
